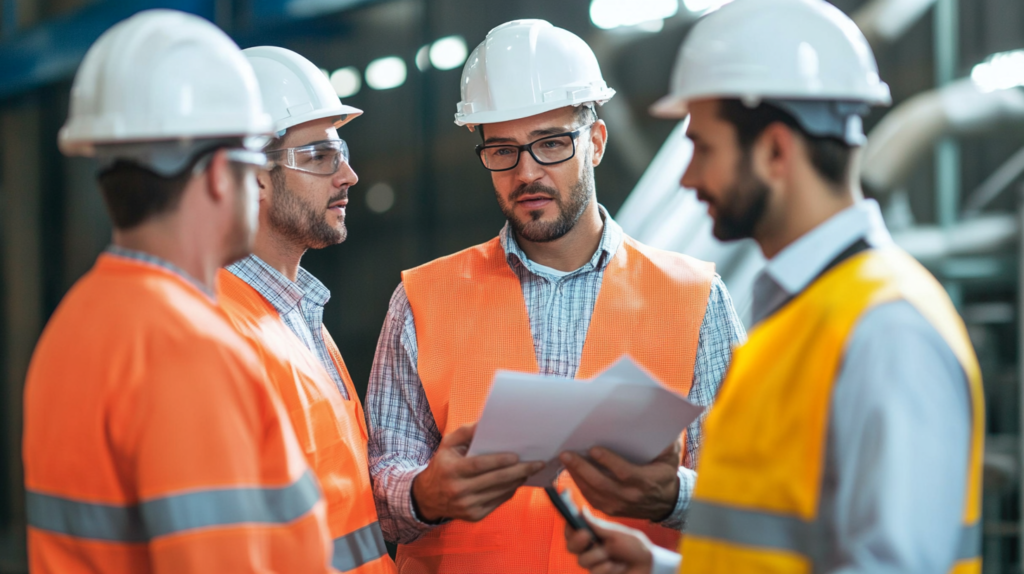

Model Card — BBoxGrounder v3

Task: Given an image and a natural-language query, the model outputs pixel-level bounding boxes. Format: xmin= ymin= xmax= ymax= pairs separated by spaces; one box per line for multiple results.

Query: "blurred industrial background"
xmin=1 ymin=0 xmax=1023 ymax=571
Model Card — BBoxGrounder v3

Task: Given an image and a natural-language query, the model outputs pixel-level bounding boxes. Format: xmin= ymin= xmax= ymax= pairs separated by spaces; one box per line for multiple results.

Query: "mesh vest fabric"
xmin=398 ymin=236 xmax=714 ymax=573
xmin=218 ymin=270 xmax=396 ymax=574
xmin=24 ymin=255 xmax=333 ymax=573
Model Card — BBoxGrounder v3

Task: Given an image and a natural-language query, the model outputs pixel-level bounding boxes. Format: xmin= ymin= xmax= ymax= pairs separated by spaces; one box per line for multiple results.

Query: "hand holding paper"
xmin=467 ymin=356 xmax=705 ymax=489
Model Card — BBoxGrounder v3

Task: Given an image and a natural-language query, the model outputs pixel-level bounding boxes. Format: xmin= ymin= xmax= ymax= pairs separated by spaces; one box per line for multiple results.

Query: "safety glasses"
xmin=475 ymin=124 xmax=593 ymax=172
xmin=264 ymin=139 xmax=350 ymax=175
xmin=191 ymin=148 xmax=272 ymax=176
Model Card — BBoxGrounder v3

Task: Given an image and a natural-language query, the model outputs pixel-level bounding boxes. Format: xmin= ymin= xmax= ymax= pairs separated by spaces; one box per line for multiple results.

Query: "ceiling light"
xmin=429 ymin=36 xmax=468 ymax=71
xmin=683 ymin=0 xmax=733 ymax=13
xmin=589 ymin=0 xmax=677 ymax=30
xmin=329 ymin=67 xmax=361 ymax=98
xmin=415 ymin=45 xmax=431 ymax=71
xmin=971 ymin=50 xmax=1024 ymax=93
xmin=365 ymin=56 xmax=407 ymax=90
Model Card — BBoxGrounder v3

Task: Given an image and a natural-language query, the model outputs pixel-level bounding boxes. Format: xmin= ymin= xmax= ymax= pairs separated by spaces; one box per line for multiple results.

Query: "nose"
xmin=511 ymin=149 xmax=545 ymax=186
xmin=680 ymin=161 xmax=699 ymax=191
xmin=333 ymin=159 xmax=358 ymax=188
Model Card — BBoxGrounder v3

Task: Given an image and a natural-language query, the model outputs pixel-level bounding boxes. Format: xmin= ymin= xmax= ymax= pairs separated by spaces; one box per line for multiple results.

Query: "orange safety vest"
xmin=398 ymin=236 xmax=714 ymax=574
xmin=218 ymin=269 xmax=397 ymax=574
xmin=23 ymin=254 xmax=333 ymax=574
xmin=680 ymin=247 xmax=984 ymax=574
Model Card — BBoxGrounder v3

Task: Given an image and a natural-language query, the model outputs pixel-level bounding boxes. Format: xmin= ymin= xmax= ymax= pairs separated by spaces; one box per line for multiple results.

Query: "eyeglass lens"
xmin=480 ymin=134 xmax=575 ymax=171
xmin=291 ymin=142 xmax=348 ymax=175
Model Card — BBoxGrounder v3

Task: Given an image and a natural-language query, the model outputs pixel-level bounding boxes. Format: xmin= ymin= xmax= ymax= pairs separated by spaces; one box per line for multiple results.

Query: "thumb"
xmin=654 ymin=438 xmax=682 ymax=465
xmin=442 ymin=422 xmax=477 ymax=449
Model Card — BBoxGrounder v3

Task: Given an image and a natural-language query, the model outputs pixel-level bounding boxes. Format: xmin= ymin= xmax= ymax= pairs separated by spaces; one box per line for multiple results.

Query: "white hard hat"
xmin=244 ymin=46 xmax=363 ymax=138
xmin=651 ymin=0 xmax=891 ymax=119
xmin=59 ymin=9 xmax=273 ymax=158
xmin=454 ymin=19 xmax=616 ymax=129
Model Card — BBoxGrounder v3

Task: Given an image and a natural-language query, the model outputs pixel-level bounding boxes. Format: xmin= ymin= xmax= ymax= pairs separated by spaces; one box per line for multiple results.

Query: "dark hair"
xmin=716 ymin=99 xmax=853 ymax=188
xmin=97 ymin=145 xmax=244 ymax=230
xmin=98 ymin=161 xmax=196 ymax=229
xmin=478 ymin=104 xmax=598 ymax=140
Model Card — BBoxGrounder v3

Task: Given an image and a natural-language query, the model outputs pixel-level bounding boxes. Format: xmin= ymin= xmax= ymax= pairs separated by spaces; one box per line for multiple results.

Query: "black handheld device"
xmin=544 ymin=486 xmax=602 ymax=543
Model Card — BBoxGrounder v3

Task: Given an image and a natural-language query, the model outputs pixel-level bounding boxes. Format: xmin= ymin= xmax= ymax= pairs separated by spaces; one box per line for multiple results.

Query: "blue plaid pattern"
xmin=365 ymin=208 xmax=746 ymax=543
xmin=226 ymin=254 xmax=349 ymax=399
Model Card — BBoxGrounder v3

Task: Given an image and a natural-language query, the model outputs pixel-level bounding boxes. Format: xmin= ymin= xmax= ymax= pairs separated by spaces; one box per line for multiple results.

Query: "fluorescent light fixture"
xmin=366 ymin=182 xmax=396 ymax=214
xmin=429 ymin=36 xmax=468 ymax=71
xmin=589 ymin=0 xmax=677 ymax=30
xmin=415 ymin=45 xmax=431 ymax=71
xmin=683 ymin=0 xmax=733 ymax=13
xmin=329 ymin=67 xmax=361 ymax=98
xmin=971 ymin=50 xmax=1024 ymax=93
xmin=365 ymin=56 xmax=407 ymax=90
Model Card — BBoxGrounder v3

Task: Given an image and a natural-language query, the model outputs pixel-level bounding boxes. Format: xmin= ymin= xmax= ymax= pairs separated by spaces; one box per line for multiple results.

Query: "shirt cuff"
xmin=659 ymin=467 xmax=696 ymax=531
xmin=395 ymin=464 xmax=446 ymax=534
xmin=650 ymin=544 xmax=683 ymax=574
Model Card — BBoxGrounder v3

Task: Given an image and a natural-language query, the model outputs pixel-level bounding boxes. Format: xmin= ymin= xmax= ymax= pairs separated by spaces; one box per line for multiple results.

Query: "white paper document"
xmin=466 ymin=356 xmax=705 ymax=487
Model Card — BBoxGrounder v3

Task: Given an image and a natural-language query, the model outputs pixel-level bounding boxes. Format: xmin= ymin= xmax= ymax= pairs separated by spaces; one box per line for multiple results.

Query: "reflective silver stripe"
xmin=689 ymin=500 xmax=982 ymax=567
xmin=332 ymin=522 xmax=388 ymax=572
xmin=686 ymin=500 xmax=824 ymax=562
xmin=957 ymin=520 xmax=981 ymax=561
xmin=27 ymin=492 xmax=146 ymax=542
xmin=27 ymin=470 xmax=321 ymax=542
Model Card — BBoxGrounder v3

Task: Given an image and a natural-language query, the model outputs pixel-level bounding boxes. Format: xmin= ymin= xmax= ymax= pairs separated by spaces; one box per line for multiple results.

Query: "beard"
xmin=496 ymin=160 xmax=594 ymax=243
xmin=701 ymin=155 xmax=770 ymax=242
xmin=267 ymin=169 xmax=347 ymax=249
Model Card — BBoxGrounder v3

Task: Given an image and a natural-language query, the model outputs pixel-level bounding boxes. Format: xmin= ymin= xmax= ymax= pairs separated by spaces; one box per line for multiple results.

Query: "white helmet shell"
xmin=455 ymin=19 xmax=616 ymax=128
xmin=651 ymin=0 xmax=891 ymax=119
xmin=244 ymin=46 xmax=363 ymax=137
xmin=59 ymin=9 xmax=273 ymax=156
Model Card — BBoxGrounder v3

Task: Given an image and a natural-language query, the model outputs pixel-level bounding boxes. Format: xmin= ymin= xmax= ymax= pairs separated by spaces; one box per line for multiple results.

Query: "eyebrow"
xmin=482 ymin=125 xmax=575 ymax=146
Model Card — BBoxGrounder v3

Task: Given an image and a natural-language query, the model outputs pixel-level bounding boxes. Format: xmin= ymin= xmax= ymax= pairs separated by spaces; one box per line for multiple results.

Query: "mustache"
xmin=326 ymin=187 xmax=349 ymax=207
xmin=509 ymin=183 xmax=559 ymax=203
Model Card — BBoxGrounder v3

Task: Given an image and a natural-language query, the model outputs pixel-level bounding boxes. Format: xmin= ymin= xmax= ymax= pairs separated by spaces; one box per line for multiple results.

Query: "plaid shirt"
xmin=226 ymin=254 xmax=349 ymax=399
xmin=365 ymin=207 xmax=746 ymax=543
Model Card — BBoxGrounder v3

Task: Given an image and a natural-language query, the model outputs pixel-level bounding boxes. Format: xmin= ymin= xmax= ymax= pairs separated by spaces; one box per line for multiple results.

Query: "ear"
xmin=256 ymin=167 xmax=274 ymax=201
xmin=205 ymin=149 xmax=234 ymax=204
xmin=589 ymin=119 xmax=608 ymax=167
xmin=750 ymin=122 xmax=795 ymax=186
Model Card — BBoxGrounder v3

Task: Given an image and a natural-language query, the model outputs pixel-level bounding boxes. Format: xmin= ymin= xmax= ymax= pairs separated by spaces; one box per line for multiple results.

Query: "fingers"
xmin=441 ymin=423 xmax=477 ymax=448
xmin=587 ymin=448 xmax=640 ymax=482
xmin=577 ymin=544 xmax=611 ymax=569
xmin=565 ymin=525 xmax=597 ymax=554
xmin=562 ymin=452 xmax=618 ymax=492
xmin=462 ymin=460 xmax=542 ymax=491
xmin=458 ymin=452 xmax=522 ymax=476
xmin=652 ymin=438 xmax=682 ymax=465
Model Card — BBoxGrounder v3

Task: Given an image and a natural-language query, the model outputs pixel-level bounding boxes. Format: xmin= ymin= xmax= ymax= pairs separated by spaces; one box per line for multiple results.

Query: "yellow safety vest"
xmin=680 ymin=247 xmax=984 ymax=574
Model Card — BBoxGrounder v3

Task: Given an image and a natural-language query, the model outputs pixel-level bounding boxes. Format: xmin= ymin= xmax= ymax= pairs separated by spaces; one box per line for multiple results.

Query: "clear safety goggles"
xmin=191 ymin=148 xmax=272 ymax=176
xmin=264 ymin=139 xmax=350 ymax=175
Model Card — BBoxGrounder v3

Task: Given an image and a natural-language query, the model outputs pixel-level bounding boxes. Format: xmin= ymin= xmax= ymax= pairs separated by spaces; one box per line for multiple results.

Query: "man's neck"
xmin=112 ymin=218 xmax=223 ymax=293
xmin=756 ymin=183 xmax=858 ymax=260
xmin=514 ymin=202 xmax=604 ymax=272
xmin=252 ymin=231 xmax=306 ymax=283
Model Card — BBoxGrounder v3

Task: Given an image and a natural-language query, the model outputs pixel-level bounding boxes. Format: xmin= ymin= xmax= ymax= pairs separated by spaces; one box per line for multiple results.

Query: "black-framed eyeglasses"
xmin=475 ymin=124 xmax=593 ymax=172
xmin=264 ymin=139 xmax=350 ymax=175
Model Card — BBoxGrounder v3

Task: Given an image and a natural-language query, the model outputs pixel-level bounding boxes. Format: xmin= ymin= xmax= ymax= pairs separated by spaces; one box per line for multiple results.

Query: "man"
xmin=366 ymin=19 xmax=744 ymax=573
xmin=216 ymin=46 xmax=396 ymax=574
xmin=565 ymin=1 xmax=984 ymax=573
xmin=23 ymin=11 xmax=334 ymax=573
